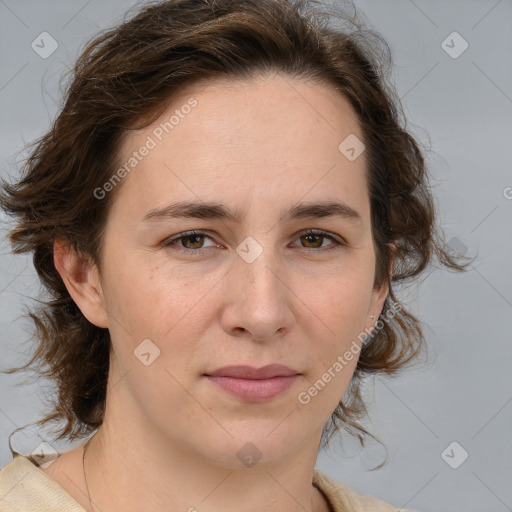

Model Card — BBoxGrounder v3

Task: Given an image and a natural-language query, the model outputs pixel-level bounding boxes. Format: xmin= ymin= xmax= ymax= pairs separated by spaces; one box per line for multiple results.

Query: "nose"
xmin=219 ymin=248 xmax=295 ymax=342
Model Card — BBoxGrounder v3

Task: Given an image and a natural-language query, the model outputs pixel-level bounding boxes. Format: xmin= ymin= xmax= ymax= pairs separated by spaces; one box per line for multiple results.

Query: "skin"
xmin=47 ymin=73 xmax=390 ymax=512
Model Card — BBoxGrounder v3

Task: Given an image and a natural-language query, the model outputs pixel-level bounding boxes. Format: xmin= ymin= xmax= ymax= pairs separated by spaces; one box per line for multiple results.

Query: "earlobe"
xmin=379 ymin=241 xmax=395 ymax=306
xmin=53 ymin=240 xmax=109 ymax=328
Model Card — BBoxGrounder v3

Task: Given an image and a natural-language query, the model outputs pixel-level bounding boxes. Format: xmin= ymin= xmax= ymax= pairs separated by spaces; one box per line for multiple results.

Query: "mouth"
xmin=204 ymin=364 xmax=301 ymax=402
xmin=204 ymin=375 xmax=300 ymax=402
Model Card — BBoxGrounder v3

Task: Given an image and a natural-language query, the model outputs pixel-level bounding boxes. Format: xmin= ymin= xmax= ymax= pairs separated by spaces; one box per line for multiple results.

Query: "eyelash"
xmin=162 ymin=229 xmax=345 ymax=254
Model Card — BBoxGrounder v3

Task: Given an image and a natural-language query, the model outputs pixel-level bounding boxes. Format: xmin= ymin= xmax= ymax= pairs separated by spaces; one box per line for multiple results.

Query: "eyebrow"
xmin=141 ymin=200 xmax=363 ymax=224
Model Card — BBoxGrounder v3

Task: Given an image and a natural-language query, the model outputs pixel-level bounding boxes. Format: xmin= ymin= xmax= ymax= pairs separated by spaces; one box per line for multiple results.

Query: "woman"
xmin=0 ymin=0 xmax=470 ymax=510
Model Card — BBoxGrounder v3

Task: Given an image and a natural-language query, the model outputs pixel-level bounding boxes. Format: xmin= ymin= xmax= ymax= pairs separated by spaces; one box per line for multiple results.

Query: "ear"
xmin=53 ymin=240 xmax=109 ymax=328
xmin=365 ymin=242 xmax=395 ymax=330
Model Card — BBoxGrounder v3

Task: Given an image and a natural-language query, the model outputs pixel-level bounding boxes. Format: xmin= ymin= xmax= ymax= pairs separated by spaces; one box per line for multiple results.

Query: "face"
xmin=75 ymin=74 xmax=388 ymax=468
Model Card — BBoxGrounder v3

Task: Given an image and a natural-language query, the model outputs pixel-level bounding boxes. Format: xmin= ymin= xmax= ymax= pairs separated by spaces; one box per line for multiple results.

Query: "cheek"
xmin=297 ymin=348 xmax=359 ymax=418
xmin=100 ymin=253 xmax=215 ymax=376
xmin=316 ymin=265 xmax=373 ymax=321
xmin=100 ymin=247 xmax=178 ymax=328
xmin=304 ymin=265 xmax=373 ymax=371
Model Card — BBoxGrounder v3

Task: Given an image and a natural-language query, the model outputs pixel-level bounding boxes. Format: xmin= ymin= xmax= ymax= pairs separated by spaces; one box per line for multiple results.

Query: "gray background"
xmin=0 ymin=1 xmax=511 ymax=511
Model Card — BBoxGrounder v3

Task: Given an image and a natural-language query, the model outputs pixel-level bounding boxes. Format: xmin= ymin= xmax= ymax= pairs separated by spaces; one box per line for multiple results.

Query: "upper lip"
xmin=205 ymin=364 xmax=300 ymax=379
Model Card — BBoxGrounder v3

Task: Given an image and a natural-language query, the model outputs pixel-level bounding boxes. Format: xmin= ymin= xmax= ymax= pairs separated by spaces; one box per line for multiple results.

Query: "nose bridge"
xmin=238 ymin=235 xmax=280 ymax=294
xmin=227 ymin=234 xmax=293 ymax=337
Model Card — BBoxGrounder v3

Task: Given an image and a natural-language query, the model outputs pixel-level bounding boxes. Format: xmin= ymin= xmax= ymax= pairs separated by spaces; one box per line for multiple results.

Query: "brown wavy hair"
xmin=1 ymin=0 xmax=472 ymax=456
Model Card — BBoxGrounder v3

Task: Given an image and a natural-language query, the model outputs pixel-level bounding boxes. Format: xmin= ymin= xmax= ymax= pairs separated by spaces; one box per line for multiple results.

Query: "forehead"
xmin=110 ymin=73 xmax=369 ymax=224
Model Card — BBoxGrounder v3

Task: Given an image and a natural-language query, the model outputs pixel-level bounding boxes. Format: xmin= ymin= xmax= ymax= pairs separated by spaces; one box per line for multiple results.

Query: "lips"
xmin=204 ymin=364 xmax=301 ymax=402
xmin=204 ymin=364 xmax=300 ymax=379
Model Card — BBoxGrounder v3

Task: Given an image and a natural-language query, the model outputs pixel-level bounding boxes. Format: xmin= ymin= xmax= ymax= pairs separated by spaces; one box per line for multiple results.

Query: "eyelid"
xmin=161 ymin=228 xmax=346 ymax=252
xmin=291 ymin=229 xmax=346 ymax=248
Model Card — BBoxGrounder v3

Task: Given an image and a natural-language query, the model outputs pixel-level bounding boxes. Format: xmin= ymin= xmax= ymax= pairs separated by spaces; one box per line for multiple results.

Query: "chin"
xmin=189 ymin=422 xmax=309 ymax=470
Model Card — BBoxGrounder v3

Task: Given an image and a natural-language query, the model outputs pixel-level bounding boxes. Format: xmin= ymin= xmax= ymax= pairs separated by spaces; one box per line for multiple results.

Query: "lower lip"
xmin=205 ymin=375 xmax=300 ymax=402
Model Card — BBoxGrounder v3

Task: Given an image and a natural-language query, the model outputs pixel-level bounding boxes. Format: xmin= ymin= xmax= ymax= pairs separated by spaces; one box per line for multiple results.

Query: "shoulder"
xmin=0 ymin=453 xmax=86 ymax=511
xmin=313 ymin=469 xmax=418 ymax=512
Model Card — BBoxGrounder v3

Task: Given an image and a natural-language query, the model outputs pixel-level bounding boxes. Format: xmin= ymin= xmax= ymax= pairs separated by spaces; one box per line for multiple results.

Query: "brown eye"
xmin=163 ymin=229 xmax=343 ymax=254
xmin=180 ymin=233 xmax=206 ymax=249
xmin=294 ymin=229 xmax=342 ymax=250
xmin=300 ymin=233 xmax=324 ymax=248
xmin=163 ymin=230 xmax=216 ymax=252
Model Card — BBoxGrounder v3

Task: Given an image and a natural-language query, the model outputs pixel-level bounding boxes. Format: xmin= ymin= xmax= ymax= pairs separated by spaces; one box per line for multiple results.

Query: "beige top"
xmin=0 ymin=452 xmax=416 ymax=511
